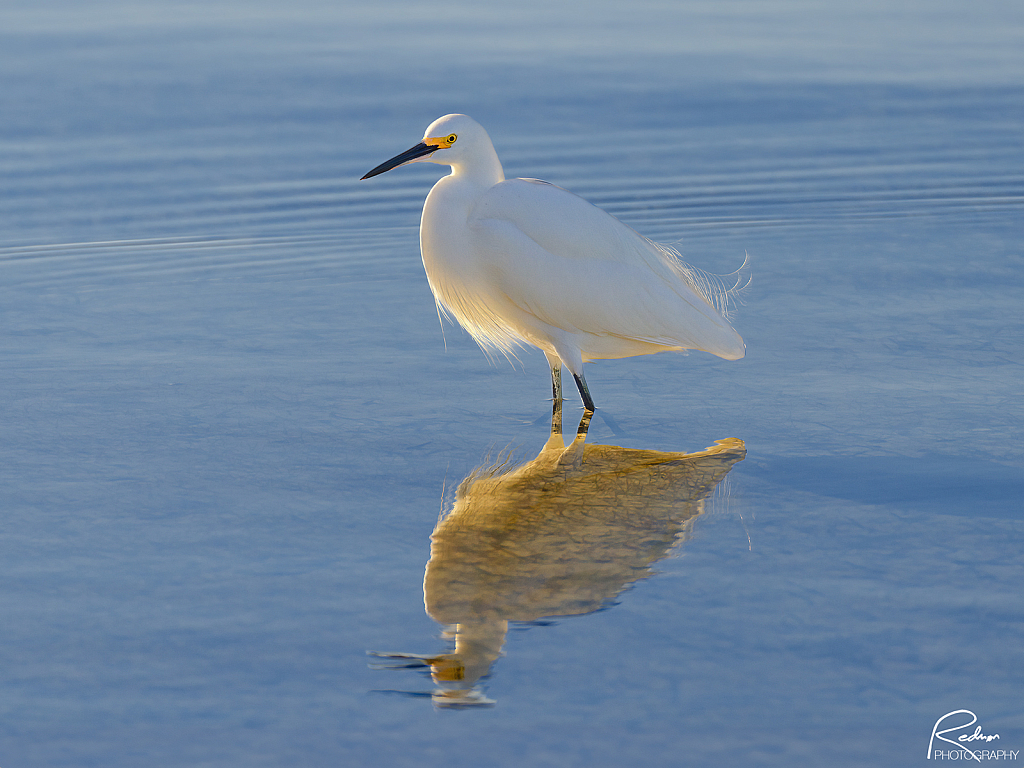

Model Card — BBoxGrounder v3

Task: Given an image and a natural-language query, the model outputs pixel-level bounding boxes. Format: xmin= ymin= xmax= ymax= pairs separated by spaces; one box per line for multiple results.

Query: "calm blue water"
xmin=1 ymin=2 xmax=1022 ymax=766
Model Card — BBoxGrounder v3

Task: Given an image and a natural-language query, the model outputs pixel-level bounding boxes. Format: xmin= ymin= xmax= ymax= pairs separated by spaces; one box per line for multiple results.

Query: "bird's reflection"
xmin=370 ymin=408 xmax=745 ymax=707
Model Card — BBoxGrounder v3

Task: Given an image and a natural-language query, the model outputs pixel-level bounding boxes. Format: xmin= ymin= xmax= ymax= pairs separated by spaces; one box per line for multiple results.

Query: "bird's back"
xmin=468 ymin=178 xmax=746 ymax=361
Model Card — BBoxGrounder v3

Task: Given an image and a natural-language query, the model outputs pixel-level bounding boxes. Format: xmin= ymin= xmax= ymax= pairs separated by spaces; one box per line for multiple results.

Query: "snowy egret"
xmin=361 ymin=114 xmax=745 ymax=411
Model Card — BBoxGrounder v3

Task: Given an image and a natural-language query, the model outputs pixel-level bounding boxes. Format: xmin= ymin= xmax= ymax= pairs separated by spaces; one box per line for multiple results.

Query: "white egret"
xmin=361 ymin=114 xmax=745 ymax=412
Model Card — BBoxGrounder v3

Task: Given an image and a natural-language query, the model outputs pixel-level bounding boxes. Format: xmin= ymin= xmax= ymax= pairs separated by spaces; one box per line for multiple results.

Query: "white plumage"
xmin=362 ymin=113 xmax=745 ymax=411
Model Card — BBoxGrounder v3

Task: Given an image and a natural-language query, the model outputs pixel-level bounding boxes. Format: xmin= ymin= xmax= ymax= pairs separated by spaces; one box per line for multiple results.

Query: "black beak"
xmin=360 ymin=141 xmax=439 ymax=180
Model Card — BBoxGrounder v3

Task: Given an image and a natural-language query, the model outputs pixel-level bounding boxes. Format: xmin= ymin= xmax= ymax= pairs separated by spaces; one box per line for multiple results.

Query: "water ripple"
xmin=0 ymin=230 xmax=421 ymax=289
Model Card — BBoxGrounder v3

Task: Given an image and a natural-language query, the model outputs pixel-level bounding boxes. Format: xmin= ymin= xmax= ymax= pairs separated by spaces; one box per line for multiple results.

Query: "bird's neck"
xmin=450 ymin=152 xmax=505 ymax=188
xmin=425 ymin=151 xmax=505 ymax=224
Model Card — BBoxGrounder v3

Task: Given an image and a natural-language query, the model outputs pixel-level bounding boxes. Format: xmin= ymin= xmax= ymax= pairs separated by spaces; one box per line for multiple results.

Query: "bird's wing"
xmin=468 ymin=179 xmax=744 ymax=358
xmin=473 ymin=179 xmax=654 ymax=265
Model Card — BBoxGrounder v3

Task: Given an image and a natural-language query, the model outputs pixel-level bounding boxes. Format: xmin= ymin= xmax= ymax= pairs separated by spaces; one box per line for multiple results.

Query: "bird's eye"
xmin=447 ymin=134 xmax=458 ymax=144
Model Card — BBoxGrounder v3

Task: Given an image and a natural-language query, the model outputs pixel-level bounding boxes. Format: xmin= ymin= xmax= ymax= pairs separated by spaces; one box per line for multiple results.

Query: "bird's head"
xmin=361 ymin=114 xmax=492 ymax=179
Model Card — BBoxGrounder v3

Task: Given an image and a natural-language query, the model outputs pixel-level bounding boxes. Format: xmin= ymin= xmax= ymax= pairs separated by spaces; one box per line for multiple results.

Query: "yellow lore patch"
xmin=424 ymin=133 xmax=458 ymax=148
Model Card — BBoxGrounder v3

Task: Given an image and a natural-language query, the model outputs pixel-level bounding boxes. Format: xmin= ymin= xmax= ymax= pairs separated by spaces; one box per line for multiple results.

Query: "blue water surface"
xmin=1 ymin=1 xmax=1022 ymax=766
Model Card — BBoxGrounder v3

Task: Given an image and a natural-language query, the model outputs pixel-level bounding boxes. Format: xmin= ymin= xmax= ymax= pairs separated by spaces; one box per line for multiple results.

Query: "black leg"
xmin=572 ymin=372 xmax=596 ymax=412
xmin=550 ymin=365 xmax=564 ymax=435
xmin=550 ymin=365 xmax=562 ymax=402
